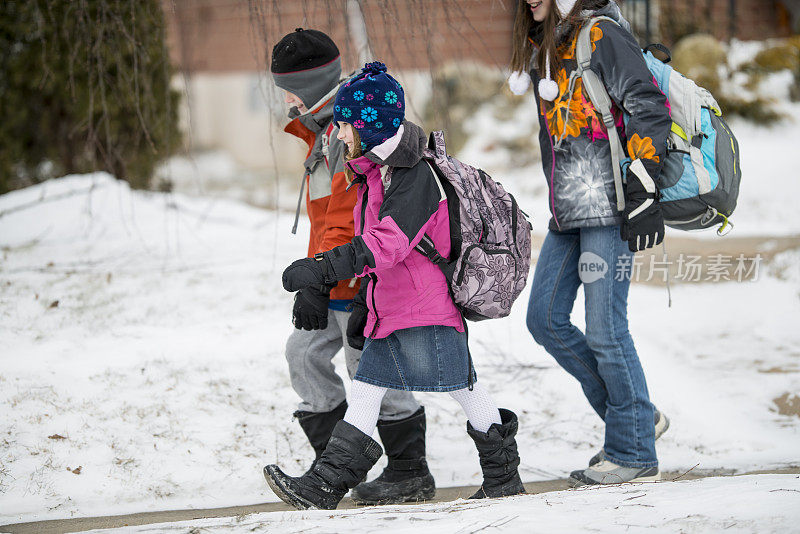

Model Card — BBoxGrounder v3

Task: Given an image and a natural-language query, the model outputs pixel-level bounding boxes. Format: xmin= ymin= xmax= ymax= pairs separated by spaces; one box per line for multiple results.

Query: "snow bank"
xmin=1 ymin=174 xmax=296 ymax=522
xmin=85 ymin=474 xmax=800 ymax=533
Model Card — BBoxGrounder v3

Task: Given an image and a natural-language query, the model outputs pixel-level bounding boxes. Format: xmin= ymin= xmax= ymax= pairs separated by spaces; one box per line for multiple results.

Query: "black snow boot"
xmin=466 ymin=408 xmax=526 ymax=499
xmin=264 ymin=420 xmax=383 ymax=510
xmin=294 ymin=400 xmax=348 ymax=475
xmin=351 ymin=407 xmax=436 ymax=505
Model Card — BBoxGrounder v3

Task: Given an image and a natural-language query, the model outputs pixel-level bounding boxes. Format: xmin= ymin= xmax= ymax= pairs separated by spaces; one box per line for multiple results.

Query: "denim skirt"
xmin=353 ymin=325 xmax=476 ymax=392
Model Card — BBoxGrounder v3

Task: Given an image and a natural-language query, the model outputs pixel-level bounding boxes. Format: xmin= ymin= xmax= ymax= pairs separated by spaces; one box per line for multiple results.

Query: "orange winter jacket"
xmin=284 ymin=90 xmax=360 ymax=301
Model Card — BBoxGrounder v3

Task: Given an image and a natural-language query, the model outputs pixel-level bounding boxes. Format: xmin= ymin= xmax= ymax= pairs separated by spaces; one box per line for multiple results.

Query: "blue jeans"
xmin=526 ymin=226 xmax=657 ymax=468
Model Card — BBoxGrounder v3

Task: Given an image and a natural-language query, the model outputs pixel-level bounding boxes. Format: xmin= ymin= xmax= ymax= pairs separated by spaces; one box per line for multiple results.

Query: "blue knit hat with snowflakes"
xmin=333 ymin=61 xmax=405 ymax=152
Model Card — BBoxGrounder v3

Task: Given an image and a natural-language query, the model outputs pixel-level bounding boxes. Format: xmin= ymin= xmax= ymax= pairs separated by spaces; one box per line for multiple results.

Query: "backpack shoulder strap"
xmin=576 ymin=15 xmax=626 ymax=212
xmin=322 ymin=121 xmax=336 ymax=168
xmin=575 ymin=16 xmax=618 ymax=71
xmin=415 ymin=234 xmax=446 ymax=265
xmin=414 ymin=160 xmax=448 ymax=264
xmin=427 ymin=130 xmax=447 ymax=159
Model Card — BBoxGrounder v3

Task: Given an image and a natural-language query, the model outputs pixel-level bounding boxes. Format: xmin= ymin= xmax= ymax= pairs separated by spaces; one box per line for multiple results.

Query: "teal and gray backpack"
xmin=575 ymin=16 xmax=741 ymax=234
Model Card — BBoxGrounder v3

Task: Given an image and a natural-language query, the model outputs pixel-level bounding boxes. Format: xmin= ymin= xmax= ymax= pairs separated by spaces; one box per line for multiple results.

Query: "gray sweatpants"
xmin=285 ymin=309 xmax=420 ymax=421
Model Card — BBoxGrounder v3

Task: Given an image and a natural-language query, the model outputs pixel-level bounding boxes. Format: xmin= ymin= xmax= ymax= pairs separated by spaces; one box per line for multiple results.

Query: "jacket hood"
xmin=364 ymin=120 xmax=427 ymax=169
xmin=283 ymin=83 xmax=342 ymax=168
xmin=591 ymin=1 xmax=631 ymax=32
xmin=528 ymin=0 xmax=631 ymax=48
xmin=290 ymin=85 xmax=338 ymax=135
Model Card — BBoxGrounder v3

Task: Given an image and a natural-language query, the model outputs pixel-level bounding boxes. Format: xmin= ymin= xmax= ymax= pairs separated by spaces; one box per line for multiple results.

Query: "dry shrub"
xmin=423 ymin=62 xmax=505 ymax=155
xmin=672 ymin=34 xmax=726 ymax=95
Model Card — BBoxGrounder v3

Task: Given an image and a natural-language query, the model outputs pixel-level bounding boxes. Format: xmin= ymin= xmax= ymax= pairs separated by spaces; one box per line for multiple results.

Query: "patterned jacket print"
xmin=284 ymin=85 xmax=359 ymax=300
xmin=345 ymin=121 xmax=463 ymax=339
xmin=529 ymin=2 xmax=671 ymax=232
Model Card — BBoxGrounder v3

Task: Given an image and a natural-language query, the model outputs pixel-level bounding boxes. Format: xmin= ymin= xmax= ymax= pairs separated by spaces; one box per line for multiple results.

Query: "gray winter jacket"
xmin=529 ymin=2 xmax=671 ymax=232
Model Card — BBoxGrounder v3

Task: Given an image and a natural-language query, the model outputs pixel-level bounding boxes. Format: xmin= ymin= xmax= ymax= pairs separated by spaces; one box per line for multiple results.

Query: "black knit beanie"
xmin=271 ymin=28 xmax=342 ymax=111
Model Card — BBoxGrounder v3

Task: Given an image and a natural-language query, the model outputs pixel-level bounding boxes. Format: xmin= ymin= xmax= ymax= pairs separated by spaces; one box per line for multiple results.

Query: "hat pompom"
xmin=362 ymin=61 xmax=388 ymax=75
xmin=508 ymin=71 xmax=532 ymax=95
xmin=538 ymin=78 xmax=559 ymax=101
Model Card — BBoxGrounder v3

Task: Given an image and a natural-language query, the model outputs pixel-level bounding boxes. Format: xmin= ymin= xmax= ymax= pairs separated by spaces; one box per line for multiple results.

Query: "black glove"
xmin=282 ymin=244 xmax=359 ymax=292
xmin=346 ymin=284 xmax=369 ymax=349
xmin=620 ymin=160 xmax=664 ymax=253
xmin=292 ymin=285 xmax=332 ymax=330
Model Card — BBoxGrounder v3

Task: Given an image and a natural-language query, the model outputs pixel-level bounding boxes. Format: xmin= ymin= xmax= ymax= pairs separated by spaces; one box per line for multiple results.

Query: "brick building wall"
xmin=653 ymin=0 xmax=793 ymax=42
xmin=164 ymin=0 xmax=517 ymax=75
xmin=163 ymin=1 xmax=792 ymax=76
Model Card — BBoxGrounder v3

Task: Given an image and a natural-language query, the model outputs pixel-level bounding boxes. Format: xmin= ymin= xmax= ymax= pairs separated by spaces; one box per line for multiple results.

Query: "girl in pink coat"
xmin=264 ymin=62 xmax=525 ymax=510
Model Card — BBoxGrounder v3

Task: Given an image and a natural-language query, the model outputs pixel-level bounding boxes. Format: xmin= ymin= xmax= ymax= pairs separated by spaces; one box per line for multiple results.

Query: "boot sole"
xmin=569 ymin=470 xmax=662 ymax=488
xmin=350 ymin=473 xmax=436 ymax=505
xmin=351 ymin=487 xmax=436 ymax=506
xmin=468 ymin=484 xmax=526 ymax=500
xmin=263 ymin=466 xmax=320 ymax=510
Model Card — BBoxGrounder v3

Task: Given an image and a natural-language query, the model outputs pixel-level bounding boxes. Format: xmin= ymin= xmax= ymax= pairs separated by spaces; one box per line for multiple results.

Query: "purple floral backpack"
xmin=415 ymin=131 xmax=533 ymax=321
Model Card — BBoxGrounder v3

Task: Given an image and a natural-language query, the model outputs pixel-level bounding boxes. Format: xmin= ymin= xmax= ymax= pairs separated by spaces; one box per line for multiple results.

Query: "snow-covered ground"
xmin=1 ymin=162 xmax=798 ymax=526
xmin=83 ymin=474 xmax=800 ymax=533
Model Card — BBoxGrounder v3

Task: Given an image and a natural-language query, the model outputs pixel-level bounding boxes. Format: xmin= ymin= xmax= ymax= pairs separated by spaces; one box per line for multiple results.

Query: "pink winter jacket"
xmin=346 ymin=121 xmax=463 ymax=339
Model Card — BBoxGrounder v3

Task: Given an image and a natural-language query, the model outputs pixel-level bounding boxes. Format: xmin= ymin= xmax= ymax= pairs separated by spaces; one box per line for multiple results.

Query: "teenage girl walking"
xmin=264 ymin=62 xmax=525 ymax=510
xmin=511 ymin=0 xmax=671 ymax=485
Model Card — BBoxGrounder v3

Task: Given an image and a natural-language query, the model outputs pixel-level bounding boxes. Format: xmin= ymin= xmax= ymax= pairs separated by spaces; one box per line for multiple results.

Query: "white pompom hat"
xmin=508 ymin=0 xmax=581 ymax=101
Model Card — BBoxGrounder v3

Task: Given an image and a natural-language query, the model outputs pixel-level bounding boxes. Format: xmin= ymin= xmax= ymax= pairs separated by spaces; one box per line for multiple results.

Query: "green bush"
xmin=0 ymin=0 xmax=180 ymax=194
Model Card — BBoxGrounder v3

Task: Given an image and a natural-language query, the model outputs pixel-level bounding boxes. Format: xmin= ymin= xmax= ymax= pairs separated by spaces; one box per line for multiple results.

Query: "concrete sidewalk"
xmin=3 ymin=467 xmax=798 ymax=534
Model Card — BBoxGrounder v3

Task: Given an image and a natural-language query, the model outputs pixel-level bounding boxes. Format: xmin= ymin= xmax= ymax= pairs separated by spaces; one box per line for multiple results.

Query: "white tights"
xmin=344 ymin=380 xmax=502 ymax=436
